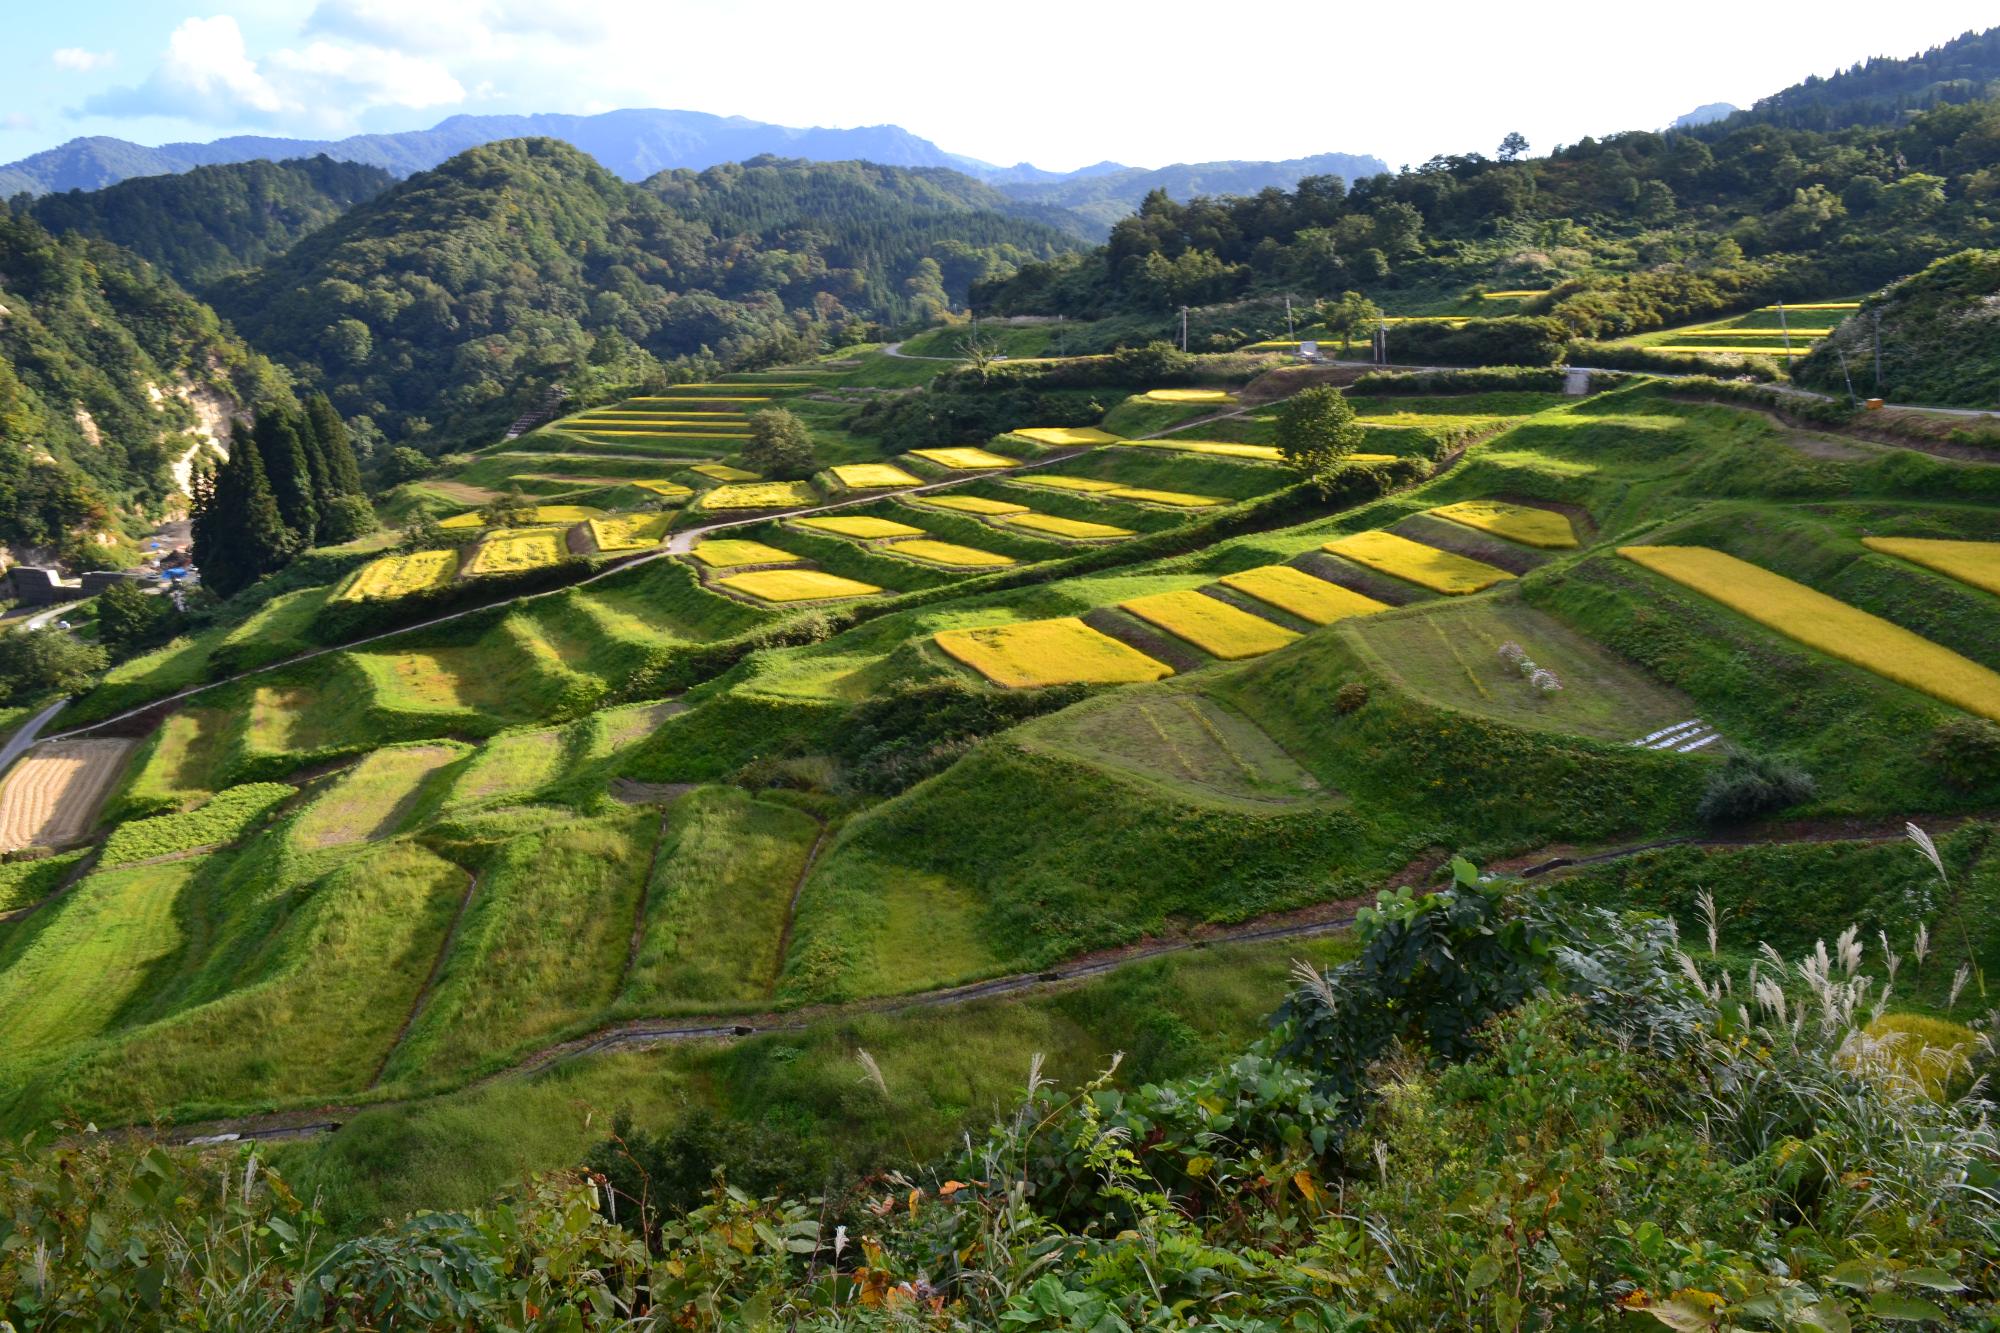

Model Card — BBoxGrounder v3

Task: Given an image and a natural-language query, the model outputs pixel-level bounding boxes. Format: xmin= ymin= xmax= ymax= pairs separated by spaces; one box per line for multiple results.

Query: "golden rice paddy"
xmin=691 ymin=463 xmax=759 ymax=482
xmin=934 ymin=618 xmax=1173 ymax=688
xmin=918 ymin=495 xmax=1032 ymax=516
xmin=439 ymin=504 xmax=596 ymax=530
xmin=1140 ymin=389 xmax=1235 ymax=404
xmin=1325 ymin=530 xmax=1514 ymax=595
xmin=337 ymin=549 xmax=460 ymax=602
xmin=910 ymin=447 xmax=1018 ymax=470
xmin=464 ymin=527 xmax=568 ymax=576
xmin=1107 ymin=487 xmax=1224 ymax=508
xmin=689 ymin=539 xmax=802 ymax=568
xmin=1016 ymin=476 xmax=1123 ymax=493
xmin=1004 ymin=513 xmax=1134 ymax=541
xmin=829 ymin=463 xmax=924 ymax=489
xmin=886 ymin=539 xmax=1017 ymax=569
xmin=1861 ymin=537 xmax=2000 ymax=597
xmin=1217 ymin=566 xmax=1391 ymax=626
xmin=696 ymin=482 xmax=819 ymax=511
xmin=1120 ymin=590 xmax=1300 ymax=660
xmin=1010 ymin=427 xmax=1122 ymax=446
xmin=1621 ymin=545 xmax=2000 ymax=721
xmin=716 ymin=569 xmax=882 ymax=603
xmin=1427 ymin=500 xmax=1578 ymax=549
xmin=793 ymin=515 xmax=927 ymax=539
xmin=588 ymin=513 xmax=675 ymax=551
xmin=1126 ymin=439 xmax=1284 ymax=462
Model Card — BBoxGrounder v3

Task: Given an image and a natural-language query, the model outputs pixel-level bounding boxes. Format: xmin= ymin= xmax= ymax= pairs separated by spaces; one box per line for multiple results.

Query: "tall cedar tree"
xmin=305 ymin=392 xmax=365 ymax=496
xmin=194 ymin=426 xmax=291 ymax=598
xmin=253 ymin=409 xmax=317 ymax=545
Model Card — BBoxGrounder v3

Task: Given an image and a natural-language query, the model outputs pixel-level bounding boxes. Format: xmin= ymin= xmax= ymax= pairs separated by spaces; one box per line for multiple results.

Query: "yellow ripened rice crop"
xmin=338 ymin=548 xmax=459 ymax=601
xmin=440 ymin=504 xmax=597 ymax=530
xmin=793 ymin=515 xmax=926 ymax=539
xmin=1862 ymin=537 xmax=2000 ymax=597
xmin=1141 ymin=389 xmax=1234 ymax=404
xmin=910 ymin=447 xmax=1016 ymax=470
xmin=1004 ymin=513 xmax=1133 ymax=541
xmin=1326 ymin=530 xmax=1514 ymax=595
xmin=829 ymin=463 xmax=924 ymax=489
xmin=1217 ymin=566 xmax=1390 ymax=626
xmin=1121 ymin=590 xmax=1300 ymax=660
xmin=1620 ymin=545 xmax=2000 ymax=720
xmin=635 ymin=480 xmax=694 ymax=500
xmin=1127 ymin=439 xmax=1284 ymax=461
xmin=464 ymin=528 xmax=567 ymax=576
xmin=588 ymin=514 xmax=675 ymax=551
xmin=886 ymin=539 xmax=1016 ymax=568
xmin=696 ymin=482 xmax=818 ymax=510
xmin=689 ymin=539 xmax=801 ymax=568
xmin=1010 ymin=427 xmax=1121 ymax=446
xmin=934 ymin=617 xmax=1173 ymax=687
xmin=1428 ymin=500 xmax=1578 ymax=549
xmin=919 ymin=495 xmax=1031 ymax=516
xmin=691 ymin=463 xmax=759 ymax=482
xmin=1108 ymin=487 xmax=1224 ymax=508
xmin=1017 ymin=476 xmax=1123 ymax=493
xmin=716 ymin=569 xmax=881 ymax=603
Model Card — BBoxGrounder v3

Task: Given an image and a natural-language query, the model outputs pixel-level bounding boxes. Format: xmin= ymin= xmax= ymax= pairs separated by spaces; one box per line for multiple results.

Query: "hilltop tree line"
xmin=191 ymin=394 xmax=371 ymax=597
xmin=976 ymin=92 xmax=2000 ymax=340
xmin=207 ymin=141 xmax=1079 ymax=447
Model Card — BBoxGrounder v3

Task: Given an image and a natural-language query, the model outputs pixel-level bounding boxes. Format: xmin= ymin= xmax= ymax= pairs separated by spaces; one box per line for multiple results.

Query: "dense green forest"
xmin=1707 ymin=25 xmax=2000 ymax=133
xmin=977 ymin=93 xmax=2000 ymax=340
xmin=209 ymin=140 xmax=1080 ymax=445
xmin=1795 ymin=247 xmax=2000 ymax=405
xmin=21 ymin=157 xmax=396 ymax=289
xmin=0 ymin=206 xmax=293 ymax=557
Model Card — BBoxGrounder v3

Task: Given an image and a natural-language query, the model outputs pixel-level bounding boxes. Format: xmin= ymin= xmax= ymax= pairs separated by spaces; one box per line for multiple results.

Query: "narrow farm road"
xmin=0 ymin=698 xmax=69 ymax=780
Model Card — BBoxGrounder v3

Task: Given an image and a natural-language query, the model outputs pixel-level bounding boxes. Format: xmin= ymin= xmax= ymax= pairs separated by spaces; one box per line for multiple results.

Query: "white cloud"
xmin=1 ymin=113 xmax=36 ymax=132
xmin=51 ymin=48 xmax=115 ymax=73
xmin=83 ymin=13 xmax=464 ymax=133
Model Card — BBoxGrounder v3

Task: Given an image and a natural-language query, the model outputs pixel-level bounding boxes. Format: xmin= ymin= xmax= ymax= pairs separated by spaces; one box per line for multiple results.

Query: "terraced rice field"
xmin=886 ymin=539 xmax=1017 ymax=569
xmin=634 ymin=480 xmax=695 ymax=500
xmin=1142 ymin=389 xmax=1234 ymax=404
xmin=1218 ymin=566 xmax=1392 ymax=625
xmin=1326 ymin=531 xmax=1515 ymax=594
xmin=829 ymin=463 xmax=923 ymax=489
xmin=586 ymin=513 xmax=674 ymax=551
xmin=935 ymin=617 xmax=1174 ymax=687
xmin=1121 ymin=590 xmax=1300 ymax=660
xmin=1127 ymin=439 xmax=1284 ymax=462
xmin=294 ymin=744 xmax=465 ymax=848
xmin=919 ymin=495 xmax=1030 ymax=516
xmin=1861 ymin=537 xmax=2000 ymax=597
xmin=1108 ymin=487 xmax=1224 ymax=508
xmin=1003 ymin=513 xmax=1134 ymax=541
xmin=794 ymin=515 xmax=926 ymax=539
xmin=447 ymin=728 xmax=566 ymax=809
xmin=0 ymin=739 xmax=134 ymax=852
xmin=464 ymin=527 xmax=568 ymax=575
xmin=715 ymin=570 xmax=882 ymax=603
xmin=1011 ymin=427 xmax=1122 ymax=446
xmin=691 ymin=464 xmax=759 ymax=482
xmin=1018 ymin=477 xmax=1122 ymax=493
xmin=440 ymin=505 xmax=597 ymax=530
xmin=1428 ymin=500 xmax=1578 ymax=549
xmin=1620 ymin=545 xmax=2000 ymax=721
xmin=337 ymin=549 xmax=460 ymax=601
xmin=697 ymin=482 xmax=818 ymax=511
xmin=690 ymin=539 xmax=801 ymax=568
xmin=580 ymin=428 xmax=754 ymax=439
xmin=1023 ymin=691 xmax=1319 ymax=805
xmin=910 ymin=447 xmax=1016 ymax=470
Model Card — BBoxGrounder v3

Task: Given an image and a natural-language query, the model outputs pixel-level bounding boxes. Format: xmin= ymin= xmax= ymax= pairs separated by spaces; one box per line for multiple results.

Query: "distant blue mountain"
xmin=0 ymin=109 xmax=1385 ymax=229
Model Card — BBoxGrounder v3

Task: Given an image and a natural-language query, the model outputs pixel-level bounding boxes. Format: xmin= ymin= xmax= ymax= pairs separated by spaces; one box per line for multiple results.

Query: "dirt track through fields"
xmin=0 ymin=739 xmax=134 ymax=852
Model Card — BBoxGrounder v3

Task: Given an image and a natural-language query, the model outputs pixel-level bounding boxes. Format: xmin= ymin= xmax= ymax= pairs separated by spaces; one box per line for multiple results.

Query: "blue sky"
xmin=4 ymin=2 xmax=1997 ymax=173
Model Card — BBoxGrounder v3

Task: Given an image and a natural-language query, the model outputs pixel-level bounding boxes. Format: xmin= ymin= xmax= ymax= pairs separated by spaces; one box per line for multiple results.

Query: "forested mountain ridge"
xmin=0 ymin=206 xmax=293 ymax=560
xmin=997 ymin=151 xmax=1391 ymax=235
xmin=23 ymin=157 xmax=397 ymax=290
xmin=1707 ymin=26 xmax=2000 ymax=134
xmin=207 ymin=139 xmax=1079 ymax=444
xmin=977 ymin=91 xmax=2000 ymax=337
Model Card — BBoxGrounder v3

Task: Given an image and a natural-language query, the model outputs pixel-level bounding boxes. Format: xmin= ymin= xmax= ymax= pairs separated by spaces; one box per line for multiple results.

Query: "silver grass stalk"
xmin=1292 ymin=958 xmax=1338 ymax=1014
xmin=855 ymin=1048 xmax=889 ymax=1097
xmin=1696 ymin=888 xmax=1720 ymax=959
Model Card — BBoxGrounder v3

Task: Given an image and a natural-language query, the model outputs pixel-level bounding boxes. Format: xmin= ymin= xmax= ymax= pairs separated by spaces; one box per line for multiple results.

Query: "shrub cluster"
xmin=1350 ymin=365 xmax=1570 ymax=394
xmin=1571 ymin=341 xmax=1782 ymax=381
xmin=1383 ymin=316 xmax=1569 ymax=367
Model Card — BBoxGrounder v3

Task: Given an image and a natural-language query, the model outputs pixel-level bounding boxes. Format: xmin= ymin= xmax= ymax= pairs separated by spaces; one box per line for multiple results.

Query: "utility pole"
xmin=1836 ymin=346 xmax=1858 ymax=407
xmin=1285 ymin=294 xmax=1295 ymax=341
xmin=1777 ymin=301 xmax=1790 ymax=359
xmin=1871 ymin=311 xmax=1883 ymax=393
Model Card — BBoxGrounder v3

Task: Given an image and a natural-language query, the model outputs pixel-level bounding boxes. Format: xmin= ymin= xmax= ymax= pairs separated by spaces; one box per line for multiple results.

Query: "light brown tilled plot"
xmin=0 ymin=739 xmax=135 ymax=852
